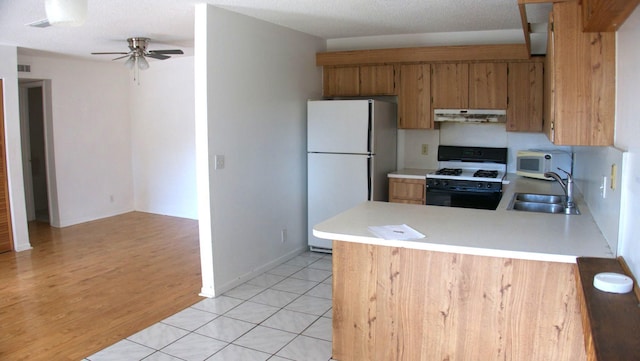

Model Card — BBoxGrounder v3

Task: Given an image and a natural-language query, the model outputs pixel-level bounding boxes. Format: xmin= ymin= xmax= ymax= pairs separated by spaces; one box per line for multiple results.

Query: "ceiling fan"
xmin=91 ymin=37 xmax=184 ymax=70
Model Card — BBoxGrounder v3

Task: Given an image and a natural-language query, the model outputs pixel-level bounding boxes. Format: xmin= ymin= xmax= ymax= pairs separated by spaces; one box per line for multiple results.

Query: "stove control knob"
xmin=432 ymin=180 xmax=439 ymax=186
xmin=486 ymin=183 xmax=493 ymax=189
xmin=442 ymin=181 xmax=448 ymax=187
xmin=477 ymin=183 xmax=483 ymax=188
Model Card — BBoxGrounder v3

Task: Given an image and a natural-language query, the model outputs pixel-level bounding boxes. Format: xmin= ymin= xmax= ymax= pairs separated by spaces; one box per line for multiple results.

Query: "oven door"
xmin=425 ymin=188 xmax=502 ymax=210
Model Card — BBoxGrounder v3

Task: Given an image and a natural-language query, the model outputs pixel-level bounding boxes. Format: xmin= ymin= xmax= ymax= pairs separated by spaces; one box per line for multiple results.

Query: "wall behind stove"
xmin=398 ymin=124 xmax=570 ymax=172
xmin=397 ymin=123 xmax=625 ymax=257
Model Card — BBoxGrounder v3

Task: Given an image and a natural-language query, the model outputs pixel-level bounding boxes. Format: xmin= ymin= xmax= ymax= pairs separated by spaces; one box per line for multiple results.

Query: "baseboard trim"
xmin=211 ymin=246 xmax=309 ymax=297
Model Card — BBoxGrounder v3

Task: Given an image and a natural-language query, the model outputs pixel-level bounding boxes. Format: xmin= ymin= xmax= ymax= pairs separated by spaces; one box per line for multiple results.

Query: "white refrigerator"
xmin=307 ymin=99 xmax=397 ymax=252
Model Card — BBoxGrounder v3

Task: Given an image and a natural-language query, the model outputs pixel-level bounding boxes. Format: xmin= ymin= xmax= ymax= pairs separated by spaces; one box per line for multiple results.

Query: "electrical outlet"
xmin=281 ymin=228 xmax=287 ymax=243
xmin=215 ymin=155 xmax=225 ymax=170
xmin=610 ymin=164 xmax=617 ymax=190
xmin=421 ymin=144 xmax=428 ymax=156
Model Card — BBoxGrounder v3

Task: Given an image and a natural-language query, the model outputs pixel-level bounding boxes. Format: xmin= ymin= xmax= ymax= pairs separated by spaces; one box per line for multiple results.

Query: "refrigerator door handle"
xmin=367 ymin=155 xmax=372 ymax=201
xmin=367 ymin=101 xmax=373 ymax=153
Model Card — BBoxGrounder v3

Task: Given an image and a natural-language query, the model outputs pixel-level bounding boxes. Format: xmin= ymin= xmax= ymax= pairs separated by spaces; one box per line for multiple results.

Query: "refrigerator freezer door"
xmin=308 ymin=153 xmax=370 ymax=250
xmin=308 ymin=100 xmax=370 ymax=154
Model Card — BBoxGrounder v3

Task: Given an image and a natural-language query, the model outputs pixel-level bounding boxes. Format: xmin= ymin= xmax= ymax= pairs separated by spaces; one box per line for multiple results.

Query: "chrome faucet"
xmin=544 ymin=168 xmax=576 ymax=214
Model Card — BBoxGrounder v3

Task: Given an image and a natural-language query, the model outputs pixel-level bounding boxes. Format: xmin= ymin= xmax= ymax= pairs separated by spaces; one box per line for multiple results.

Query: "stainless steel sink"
xmin=508 ymin=193 xmax=580 ymax=215
xmin=514 ymin=193 xmax=565 ymax=204
xmin=511 ymin=201 xmax=567 ymax=214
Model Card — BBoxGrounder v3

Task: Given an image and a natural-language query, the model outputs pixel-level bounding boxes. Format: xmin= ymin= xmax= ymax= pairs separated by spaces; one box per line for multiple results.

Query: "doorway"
xmin=19 ymin=80 xmax=55 ymax=225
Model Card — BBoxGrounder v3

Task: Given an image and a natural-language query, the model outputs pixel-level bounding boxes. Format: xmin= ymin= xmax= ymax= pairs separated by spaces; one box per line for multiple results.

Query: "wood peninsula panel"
xmin=432 ymin=63 xmax=469 ymax=109
xmin=507 ymin=62 xmax=543 ymax=132
xmin=397 ymin=64 xmax=431 ymax=129
xmin=333 ymin=241 xmax=587 ymax=361
xmin=469 ymin=62 xmax=508 ymax=109
xmin=317 ymin=44 xmax=529 ymax=66
xmin=322 ymin=66 xmax=359 ymax=96
xmin=388 ymin=178 xmax=426 ymax=204
xmin=359 ymin=65 xmax=397 ymax=96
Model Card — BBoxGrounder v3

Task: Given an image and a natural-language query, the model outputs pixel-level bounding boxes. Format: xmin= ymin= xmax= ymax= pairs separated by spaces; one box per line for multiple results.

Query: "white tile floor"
xmin=85 ymin=251 xmax=336 ymax=361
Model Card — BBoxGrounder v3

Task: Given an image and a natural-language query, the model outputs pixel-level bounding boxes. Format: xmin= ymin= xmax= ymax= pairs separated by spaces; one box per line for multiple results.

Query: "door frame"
xmin=18 ymin=80 xmax=60 ymax=227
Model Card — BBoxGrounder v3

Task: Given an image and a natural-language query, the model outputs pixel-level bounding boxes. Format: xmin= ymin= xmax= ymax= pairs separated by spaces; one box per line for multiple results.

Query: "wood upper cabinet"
xmin=581 ymin=0 xmax=640 ymax=32
xmin=323 ymin=66 xmax=359 ymax=96
xmin=544 ymin=0 xmax=615 ymax=145
xmin=431 ymin=63 xmax=468 ymax=109
xmin=359 ymin=65 xmax=397 ymax=96
xmin=323 ymin=65 xmax=396 ymax=97
xmin=388 ymin=177 xmax=426 ymax=204
xmin=507 ymin=62 xmax=543 ymax=132
xmin=397 ymin=64 xmax=432 ymax=129
xmin=432 ymin=62 xmax=507 ymax=110
xmin=469 ymin=63 xmax=508 ymax=109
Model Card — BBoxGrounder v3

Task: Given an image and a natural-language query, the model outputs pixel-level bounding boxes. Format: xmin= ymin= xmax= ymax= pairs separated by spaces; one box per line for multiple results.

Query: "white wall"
xmin=399 ymin=125 xmax=567 ymax=173
xmin=195 ymin=4 xmax=324 ymax=296
xmin=131 ymin=57 xmax=197 ymax=219
xmin=17 ymin=54 xmax=134 ymax=227
xmin=573 ymin=146 xmax=624 ymax=254
xmin=615 ymin=7 xmax=640 ymax=279
xmin=0 ymin=45 xmax=30 ymax=251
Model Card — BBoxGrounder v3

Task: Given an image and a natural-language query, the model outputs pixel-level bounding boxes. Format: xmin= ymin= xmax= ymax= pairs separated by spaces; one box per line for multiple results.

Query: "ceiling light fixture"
xmin=45 ymin=0 xmax=87 ymax=27
xmin=125 ymin=53 xmax=150 ymax=85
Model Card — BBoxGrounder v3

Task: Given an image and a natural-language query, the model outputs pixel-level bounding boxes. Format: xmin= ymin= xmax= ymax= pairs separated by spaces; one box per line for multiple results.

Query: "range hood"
xmin=434 ymin=109 xmax=507 ymax=123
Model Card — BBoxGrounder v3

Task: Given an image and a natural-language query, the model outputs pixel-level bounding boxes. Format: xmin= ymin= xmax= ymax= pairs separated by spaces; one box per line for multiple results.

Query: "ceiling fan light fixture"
xmin=137 ymin=56 xmax=150 ymax=70
xmin=45 ymin=0 xmax=87 ymax=27
xmin=124 ymin=55 xmax=136 ymax=69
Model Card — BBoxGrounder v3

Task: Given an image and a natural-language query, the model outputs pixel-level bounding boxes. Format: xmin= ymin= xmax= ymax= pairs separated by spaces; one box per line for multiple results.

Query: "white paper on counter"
xmin=367 ymin=224 xmax=425 ymax=240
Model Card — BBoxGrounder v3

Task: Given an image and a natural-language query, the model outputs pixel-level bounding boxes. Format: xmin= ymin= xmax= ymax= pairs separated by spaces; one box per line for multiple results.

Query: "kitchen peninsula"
xmin=314 ymin=176 xmax=613 ymax=361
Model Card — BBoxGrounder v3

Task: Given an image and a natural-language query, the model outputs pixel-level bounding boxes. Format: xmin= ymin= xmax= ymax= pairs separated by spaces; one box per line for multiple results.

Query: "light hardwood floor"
xmin=0 ymin=212 xmax=203 ymax=361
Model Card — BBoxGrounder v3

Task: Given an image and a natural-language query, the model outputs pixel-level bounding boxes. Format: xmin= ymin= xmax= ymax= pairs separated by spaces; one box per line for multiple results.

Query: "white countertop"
xmin=314 ymin=174 xmax=614 ymax=263
xmin=388 ymin=168 xmax=433 ymax=179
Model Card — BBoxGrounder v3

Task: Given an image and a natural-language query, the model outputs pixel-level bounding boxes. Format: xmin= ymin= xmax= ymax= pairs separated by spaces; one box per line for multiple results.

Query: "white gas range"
xmin=425 ymin=146 xmax=508 ymax=210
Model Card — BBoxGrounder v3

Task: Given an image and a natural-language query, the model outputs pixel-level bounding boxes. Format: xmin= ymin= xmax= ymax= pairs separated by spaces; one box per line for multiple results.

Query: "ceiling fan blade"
xmin=146 ymin=53 xmax=171 ymax=60
xmin=91 ymin=52 xmax=129 ymax=55
xmin=148 ymin=49 xmax=184 ymax=55
xmin=112 ymin=54 xmax=131 ymax=61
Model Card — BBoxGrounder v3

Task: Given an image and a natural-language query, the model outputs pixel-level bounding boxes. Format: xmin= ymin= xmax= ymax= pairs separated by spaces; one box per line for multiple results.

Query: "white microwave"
xmin=516 ymin=150 xmax=572 ymax=180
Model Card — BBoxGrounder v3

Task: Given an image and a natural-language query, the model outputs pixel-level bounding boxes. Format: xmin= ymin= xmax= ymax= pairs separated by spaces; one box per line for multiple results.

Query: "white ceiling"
xmin=0 ymin=0 xmax=552 ymax=62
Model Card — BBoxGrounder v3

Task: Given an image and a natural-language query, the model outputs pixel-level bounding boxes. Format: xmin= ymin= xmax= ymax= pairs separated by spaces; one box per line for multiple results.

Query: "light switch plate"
xmin=215 ymin=155 xmax=225 ymax=170
xmin=421 ymin=144 xmax=428 ymax=156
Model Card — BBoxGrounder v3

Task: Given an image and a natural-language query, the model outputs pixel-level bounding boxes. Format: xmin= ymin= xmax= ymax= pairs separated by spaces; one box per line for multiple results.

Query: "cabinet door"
xmin=397 ymin=64 xmax=431 ymax=129
xmin=323 ymin=66 xmax=359 ymax=97
xmin=548 ymin=1 xmax=615 ymax=145
xmin=389 ymin=178 xmax=426 ymax=204
xmin=431 ymin=63 xmax=468 ymax=109
xmin=469 ymin=63 xmax=508 ymax=109
xmin=360 ymin=65 xmax=397 ymax=95
xmin=543 ymin=12 xmax=556 ymax=141
xmin=507 ymin=62 xmax=543 ymax=132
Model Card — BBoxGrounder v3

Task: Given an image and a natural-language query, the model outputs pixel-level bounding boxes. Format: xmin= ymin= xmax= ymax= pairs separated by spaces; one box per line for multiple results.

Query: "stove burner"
xmin=474 ymin=170 xmax=499 ymax=178
xmin=436 ymin=168 xmax=462 ymax=176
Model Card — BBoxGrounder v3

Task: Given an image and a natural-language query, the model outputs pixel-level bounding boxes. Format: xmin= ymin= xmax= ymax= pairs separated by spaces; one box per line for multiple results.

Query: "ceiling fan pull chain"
xmin=134 ymin=57 xmax=140 ymax=85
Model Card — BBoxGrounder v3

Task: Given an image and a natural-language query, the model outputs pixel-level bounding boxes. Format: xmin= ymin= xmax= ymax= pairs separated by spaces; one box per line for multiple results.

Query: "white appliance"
xmin=425 ymin=146 xmax=508 ymax=210
xmin=516 ymin=149 xmax=573 ymax=180
xmin=307 ymin=99 xmax=397 ymax=252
